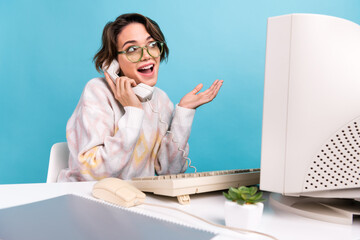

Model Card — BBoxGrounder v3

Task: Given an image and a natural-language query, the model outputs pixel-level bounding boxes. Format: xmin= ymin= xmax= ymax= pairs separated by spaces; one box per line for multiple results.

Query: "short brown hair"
xmin=93 ymin=13 xmax=169 ymax=73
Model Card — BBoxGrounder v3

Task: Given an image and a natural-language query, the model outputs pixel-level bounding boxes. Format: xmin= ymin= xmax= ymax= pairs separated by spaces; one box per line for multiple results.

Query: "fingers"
xmin=105 ymin=72 xmax=137 ymax=98
xmin=104 ymin=73 xmax=142 ymax=108
xmin=114 ymin=76 xmax=134 ymax=92
xmin=202 ymin=79 xmax=219 ymax=95
xmin=104 ymin=72 xmax=116 ymax=94
xmin=128 ymin=79 xmax=137 ymax=88
xmin=115 ymin=77 xmax=124 ymax=97
xmin=202 ymin=80 xmax=223 ymax=96
xmin=210 ymin=79 xmax=223 ymax=99
xmin=199 ymin=80 xmax=223 ymax=103
xmin=191 ymin=83 xmax=203 ymax=94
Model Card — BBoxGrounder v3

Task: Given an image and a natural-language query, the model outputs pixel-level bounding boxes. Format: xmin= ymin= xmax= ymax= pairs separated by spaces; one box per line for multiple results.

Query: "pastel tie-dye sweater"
xmin=58 ymin=77 xmax=195 ymax=182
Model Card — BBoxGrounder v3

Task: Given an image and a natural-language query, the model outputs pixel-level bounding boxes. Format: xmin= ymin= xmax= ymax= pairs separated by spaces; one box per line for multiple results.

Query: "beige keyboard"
xmin=130 ymin=168 xmax=260 ymax=204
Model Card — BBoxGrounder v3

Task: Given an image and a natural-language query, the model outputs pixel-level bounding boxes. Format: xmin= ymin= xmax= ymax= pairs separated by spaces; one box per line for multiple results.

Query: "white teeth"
xmin=140 ymin=64 xmax=153 ymax=70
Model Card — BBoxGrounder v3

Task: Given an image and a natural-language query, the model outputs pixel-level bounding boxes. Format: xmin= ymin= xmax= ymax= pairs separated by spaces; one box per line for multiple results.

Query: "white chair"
xmin=47 ymin=142 xmax=69 ymax=183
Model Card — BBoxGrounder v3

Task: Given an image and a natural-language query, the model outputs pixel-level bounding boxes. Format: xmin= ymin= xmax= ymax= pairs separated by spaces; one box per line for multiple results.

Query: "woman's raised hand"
xmin=104 ymin=72 xmax=143 ymax=109
xmin=179 ymin=79 xmax=224 ymax=109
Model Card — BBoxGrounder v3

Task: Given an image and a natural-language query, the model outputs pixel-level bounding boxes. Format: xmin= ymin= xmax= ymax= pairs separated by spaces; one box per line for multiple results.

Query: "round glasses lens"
xmin=127 ymin=48 xmax=142 ymax=62
xmin=147 ymin=42 xmax=163 ymax=58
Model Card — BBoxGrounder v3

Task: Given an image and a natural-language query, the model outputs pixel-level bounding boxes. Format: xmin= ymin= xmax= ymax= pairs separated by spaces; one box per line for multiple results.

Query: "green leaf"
xmin=256 ymin=192 xmax=263 ymax=199
xmin=238 ymin=186 xmax=250 ymax=193
xmin=230 ymin=187 xmax=240 ymax=194
xmin=249 ymin=186 xmax=258 ymax=196
xmin=240 ymin=193 xmax=251 ymax=200
xmin=250 ymin=195 xmax=266 ymax=203
xmin=229 ymin=189 xmax=239 ymax=200
xmin=249 ymin=192 xmax=263 ymax=201
xmin=236 ymin=191 xmax=243 ymax=199
xmin=223 ymin=192 xmax=232 ymax=201
xmin=230 ymin=188 xmax=241 ymax=199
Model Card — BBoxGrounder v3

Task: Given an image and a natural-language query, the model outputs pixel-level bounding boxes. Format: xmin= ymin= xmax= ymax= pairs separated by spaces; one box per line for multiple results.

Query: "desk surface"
xmin=0 ymin=182 xmax=359 ymax=240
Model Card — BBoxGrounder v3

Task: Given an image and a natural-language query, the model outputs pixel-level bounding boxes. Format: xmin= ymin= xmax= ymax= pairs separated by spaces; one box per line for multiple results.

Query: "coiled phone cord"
xmin=146 ymin=100 xmax=197 ymax=172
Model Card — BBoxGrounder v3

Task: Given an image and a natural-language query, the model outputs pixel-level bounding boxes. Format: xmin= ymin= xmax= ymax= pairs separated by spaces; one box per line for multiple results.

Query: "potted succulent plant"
xmin=223 ymin=186 xmax=265 ymax=230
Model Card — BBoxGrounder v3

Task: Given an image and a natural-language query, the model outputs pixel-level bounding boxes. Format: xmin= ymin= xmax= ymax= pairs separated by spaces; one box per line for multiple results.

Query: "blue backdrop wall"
xmin=1 ymin=0 xmax=359 ymax=184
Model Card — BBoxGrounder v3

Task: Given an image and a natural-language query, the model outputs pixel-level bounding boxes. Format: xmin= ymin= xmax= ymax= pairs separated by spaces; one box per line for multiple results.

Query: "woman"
xmin=58 ymin=13 xmax=223 ymax=182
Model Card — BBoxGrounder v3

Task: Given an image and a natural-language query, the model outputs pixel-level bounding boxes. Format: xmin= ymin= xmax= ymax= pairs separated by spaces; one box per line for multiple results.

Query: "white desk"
xmin=0 ymin=182 xmax=359 ymax=240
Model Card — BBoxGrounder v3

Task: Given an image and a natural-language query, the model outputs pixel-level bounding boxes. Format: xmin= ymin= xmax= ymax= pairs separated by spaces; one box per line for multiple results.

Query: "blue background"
xmin=1 ymin=0 xmax=359 ymax=184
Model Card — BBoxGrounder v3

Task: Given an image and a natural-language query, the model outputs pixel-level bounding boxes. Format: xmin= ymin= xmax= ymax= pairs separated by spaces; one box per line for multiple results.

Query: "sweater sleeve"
xmin=62 ymin=79 xmax=144 ymax=181
xmin=155 ymin=99 xmax=196 ymax=175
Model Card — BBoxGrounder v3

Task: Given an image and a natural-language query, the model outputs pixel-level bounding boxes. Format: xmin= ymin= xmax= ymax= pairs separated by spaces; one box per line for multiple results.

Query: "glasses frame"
xmin=117 ymin=41 xmax=164 ymax=63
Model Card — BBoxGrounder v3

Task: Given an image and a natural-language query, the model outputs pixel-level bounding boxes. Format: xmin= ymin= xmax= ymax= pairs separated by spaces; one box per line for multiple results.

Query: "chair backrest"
xmin=47 ymin=142 xmax=69 ymax=183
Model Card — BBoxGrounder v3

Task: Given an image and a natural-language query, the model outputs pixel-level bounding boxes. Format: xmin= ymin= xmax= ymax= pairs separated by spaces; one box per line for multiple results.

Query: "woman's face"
xmin=116 ymin=23 xmax=160 ymax=87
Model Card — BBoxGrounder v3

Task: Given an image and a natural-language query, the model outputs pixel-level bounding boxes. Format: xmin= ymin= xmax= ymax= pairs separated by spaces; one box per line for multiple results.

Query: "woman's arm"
xmin=64 ymin=79 xmax=144 ymax=181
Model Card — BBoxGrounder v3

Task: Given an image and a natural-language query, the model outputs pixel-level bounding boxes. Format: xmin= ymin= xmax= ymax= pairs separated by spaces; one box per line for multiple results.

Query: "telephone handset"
xmin=103 ymin=60 xmax=154 ymax=101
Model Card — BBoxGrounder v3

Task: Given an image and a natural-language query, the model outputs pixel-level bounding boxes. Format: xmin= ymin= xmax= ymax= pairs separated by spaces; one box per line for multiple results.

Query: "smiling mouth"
xmin=137 ymin=64 xmax=154 ymax=74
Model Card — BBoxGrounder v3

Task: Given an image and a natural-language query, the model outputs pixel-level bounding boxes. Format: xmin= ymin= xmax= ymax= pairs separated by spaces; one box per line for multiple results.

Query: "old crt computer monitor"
xmin=260 ymin=13 xmax=360 ymax=224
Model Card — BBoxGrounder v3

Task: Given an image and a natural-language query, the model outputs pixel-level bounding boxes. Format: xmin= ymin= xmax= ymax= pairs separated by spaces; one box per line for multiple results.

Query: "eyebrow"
xmin=122 ymin=36 xmax=153 ymax=48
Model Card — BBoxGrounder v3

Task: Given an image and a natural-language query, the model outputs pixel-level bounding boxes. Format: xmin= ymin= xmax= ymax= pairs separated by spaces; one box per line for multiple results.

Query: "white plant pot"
xmin=224 ymin=201 xmax=264 ymax=230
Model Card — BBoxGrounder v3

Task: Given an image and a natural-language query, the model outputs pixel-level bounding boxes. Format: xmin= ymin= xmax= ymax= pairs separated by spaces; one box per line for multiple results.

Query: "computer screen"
xmin=259 ymin=13 xmax=360 ymax=224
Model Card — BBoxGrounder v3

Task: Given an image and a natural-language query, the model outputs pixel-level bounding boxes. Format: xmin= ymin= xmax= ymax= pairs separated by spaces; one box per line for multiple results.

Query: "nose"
xmin=140 ymin=47 xmax=151 ymax=61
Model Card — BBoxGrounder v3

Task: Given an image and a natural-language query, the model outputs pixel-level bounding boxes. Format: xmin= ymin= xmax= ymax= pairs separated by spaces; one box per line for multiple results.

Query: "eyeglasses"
xmin=118 ymin=41 xmax=164 ymax=63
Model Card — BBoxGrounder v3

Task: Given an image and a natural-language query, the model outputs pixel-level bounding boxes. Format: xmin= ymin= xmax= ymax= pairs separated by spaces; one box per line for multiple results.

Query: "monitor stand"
xmin=269 ymin=193 xmax=360 ymax=224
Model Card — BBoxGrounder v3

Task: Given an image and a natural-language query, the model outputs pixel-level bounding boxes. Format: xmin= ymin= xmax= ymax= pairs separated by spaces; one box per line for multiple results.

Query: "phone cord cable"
xmin=142 ymin=202 xmax=278 ymax=240
xmin=146 ymin=100 xmax=197 ymax=172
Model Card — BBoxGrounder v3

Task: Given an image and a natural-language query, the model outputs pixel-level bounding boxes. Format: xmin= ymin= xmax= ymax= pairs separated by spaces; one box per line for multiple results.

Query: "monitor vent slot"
xmin=303 ymin=119 xmax=360 ymax=192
